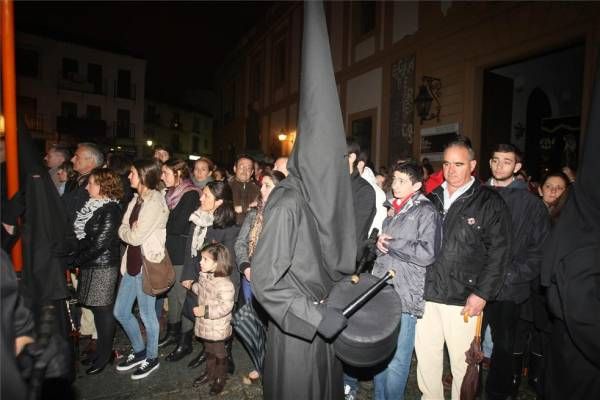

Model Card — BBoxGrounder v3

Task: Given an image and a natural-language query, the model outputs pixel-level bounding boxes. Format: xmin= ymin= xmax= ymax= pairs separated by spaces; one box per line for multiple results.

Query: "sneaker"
xmin=131 ymin=358 xmax=159 ymax=380
xmin=116 ymin=350 xmax=146 ymax=372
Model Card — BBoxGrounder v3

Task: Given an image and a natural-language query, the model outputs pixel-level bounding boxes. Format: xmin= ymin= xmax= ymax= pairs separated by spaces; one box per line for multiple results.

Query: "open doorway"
xmin=480 ymin=44 xmax=584 ymax=181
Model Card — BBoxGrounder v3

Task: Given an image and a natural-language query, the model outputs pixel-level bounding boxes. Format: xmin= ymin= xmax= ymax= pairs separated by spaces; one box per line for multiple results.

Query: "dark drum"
xmin=328 ymin=273 xmax=402 ymax=367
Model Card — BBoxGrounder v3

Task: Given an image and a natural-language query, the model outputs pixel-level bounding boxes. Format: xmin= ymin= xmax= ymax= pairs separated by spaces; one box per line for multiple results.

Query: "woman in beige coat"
xmin=191 ymin=243 xmax=235 ymax=395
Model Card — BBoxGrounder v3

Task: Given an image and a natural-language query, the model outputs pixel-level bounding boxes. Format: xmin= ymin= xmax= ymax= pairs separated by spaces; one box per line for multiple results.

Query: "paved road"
xmin=73 ymin=327 xmax=537 ymax=400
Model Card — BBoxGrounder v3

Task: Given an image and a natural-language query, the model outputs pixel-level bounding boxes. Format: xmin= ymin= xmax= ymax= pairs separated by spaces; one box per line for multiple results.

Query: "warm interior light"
xmin=278 ymin=133 xmax=287 ymax=141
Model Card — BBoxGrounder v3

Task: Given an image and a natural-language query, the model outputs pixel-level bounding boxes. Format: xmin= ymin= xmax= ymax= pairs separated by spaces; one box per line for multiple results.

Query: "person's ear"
xmin=214 ymin=199 xmax=224 ymax=210
xmin=413 ymin=181 xmax=423 ymax=192
xmin=513 ymin=162 xmax=522 ymax=174
xmin=469 ymin=159 xmax=477 ymax=173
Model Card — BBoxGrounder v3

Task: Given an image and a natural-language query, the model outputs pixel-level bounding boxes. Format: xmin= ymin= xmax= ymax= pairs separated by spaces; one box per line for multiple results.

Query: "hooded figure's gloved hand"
xmin=317 ymin=306 xmax=348 ymax=339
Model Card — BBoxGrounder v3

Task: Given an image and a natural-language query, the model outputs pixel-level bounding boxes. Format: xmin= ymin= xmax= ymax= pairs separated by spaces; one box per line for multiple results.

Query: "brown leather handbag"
xmin=142 ymin=250 xmax=175 ymax=296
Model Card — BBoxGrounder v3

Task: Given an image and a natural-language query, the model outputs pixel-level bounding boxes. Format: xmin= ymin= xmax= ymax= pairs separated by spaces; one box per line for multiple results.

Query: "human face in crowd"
xmin=235 ymin=158 xmax=254 ymax=182
xmin=128 ymin=166 xmax=141 ymax=190
xmin=154 ymin=149 xmax=169 ymax=163
xmin=45 ymin=148 xmax=65 ymax=169
xmin=200 ymin=251 xmax=217 ymax=273
xmin=193 ymin=160 xmax=211 ymax=181
xmin=85 ymin=175 xmax=103 ymax=199
xmin=213 ymin=170 xmax=225 ymax=181
xmin=161 ymin=165 xmax=178 ymax=188
xmin=200 ymin=186 xmax=223 ymax=213
xmin=375 ymin=174 xmax=385 ymax=189
xmin=489 ymin=151 xmax=521 ymax=183
xmin=391 ymin=171 xmax=422 ymax=200
xmin=442 ymin=146 xmax=476 ymax=193
xmin=71 ymin=146 xmax=95 ymax=175
xmin=57 ymin=168 xmax=68 ymax=183
xmin=539 ymin=176 xmax=567 ymax=206
xmin=260 ymin=176 xmax=276 ymax=203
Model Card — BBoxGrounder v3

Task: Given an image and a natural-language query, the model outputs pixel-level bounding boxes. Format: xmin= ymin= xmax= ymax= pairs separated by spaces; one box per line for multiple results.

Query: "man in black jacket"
xmin=485 ymin=144 xmax=550 ymax=400
xmin=415 ymin=137 xmax=511 ymax=400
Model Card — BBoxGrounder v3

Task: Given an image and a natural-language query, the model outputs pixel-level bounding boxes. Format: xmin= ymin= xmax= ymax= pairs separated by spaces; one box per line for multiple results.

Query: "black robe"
xmin=251 ymin=184 xmax=343 ymax=400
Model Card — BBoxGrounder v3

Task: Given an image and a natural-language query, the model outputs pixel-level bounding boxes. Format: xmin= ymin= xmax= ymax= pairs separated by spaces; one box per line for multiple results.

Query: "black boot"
xmin=158 ymin=322 xmax=181 ymax=348
xmin=188 ymin=342 xmax=207 ymax=369
xmin=166 ymin=329 xmax=193 ymax=362
xmin=528 ymin=353 xmax=544 ymax=398
xmin=225 ymin=337 xmax=235 ymax=374
xmin=510 ymin=353 xmax=524 ymax=398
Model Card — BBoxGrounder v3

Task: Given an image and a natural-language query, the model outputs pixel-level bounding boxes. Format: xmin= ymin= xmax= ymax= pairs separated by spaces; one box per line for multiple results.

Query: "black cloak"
xmin=251 ymin=1 xmax=356 ymax=399
xmin=541 ymin=58 xmax=600 ymax=398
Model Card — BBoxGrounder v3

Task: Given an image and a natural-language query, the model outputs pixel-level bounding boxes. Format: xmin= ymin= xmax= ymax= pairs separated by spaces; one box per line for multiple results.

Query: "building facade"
xmin=144 ymin=99 xmax=213 ymax=160
xmin=15 ymin=32 xmax=146 ymax=155
xmin=213 ymin=1 xmax=600 ymax=177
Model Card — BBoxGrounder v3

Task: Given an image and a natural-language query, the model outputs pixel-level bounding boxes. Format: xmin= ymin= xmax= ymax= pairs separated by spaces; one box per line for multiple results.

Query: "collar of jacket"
xmin=134 ymin=189 xmax=160 ymax=202
xmin=432 ymin=178 xmax=480 ymax=209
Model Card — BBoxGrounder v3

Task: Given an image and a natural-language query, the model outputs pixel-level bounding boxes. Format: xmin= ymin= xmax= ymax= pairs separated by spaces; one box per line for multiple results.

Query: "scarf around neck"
xmin=189 ymin=209 xmax=214 ymax=257
xmin=73 ymin=198 xmax=117 ymax=239
xmin=165 ymin=179 xmax=201 ymax=210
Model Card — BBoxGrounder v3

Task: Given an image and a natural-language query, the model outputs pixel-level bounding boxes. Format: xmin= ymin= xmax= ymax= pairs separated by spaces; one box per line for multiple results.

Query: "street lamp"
xmin=146 ymin=139 xmax=153 ymax=147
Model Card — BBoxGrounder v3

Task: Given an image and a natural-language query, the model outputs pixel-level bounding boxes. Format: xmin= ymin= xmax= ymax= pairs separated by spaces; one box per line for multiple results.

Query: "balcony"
xmin=56 ymin=115 xmax=107 ymax=137
xmin=22 ymin=113 xmax=44 ymax=132
xmin=112 ymin=121 xmax=136 ymax=138
xmin=58 ymin=72 xmax=107 ymax=95
xmin=114 ymin=82 xmax=137 ymax=100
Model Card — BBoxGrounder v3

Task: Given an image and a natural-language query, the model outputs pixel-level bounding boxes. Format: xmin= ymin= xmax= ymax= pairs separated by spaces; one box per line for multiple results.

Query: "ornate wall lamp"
xmin=414 ymin=76 xmax=442 ymax=123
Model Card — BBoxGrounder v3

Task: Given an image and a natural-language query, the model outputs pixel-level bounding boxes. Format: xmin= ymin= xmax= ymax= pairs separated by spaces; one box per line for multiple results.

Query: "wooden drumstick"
xmin=343 ymin=270 xmax=395 ymax=318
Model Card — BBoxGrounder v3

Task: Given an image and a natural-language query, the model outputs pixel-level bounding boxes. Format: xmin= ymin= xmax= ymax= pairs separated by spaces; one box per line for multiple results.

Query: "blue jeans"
xmin=114 ymin=272 xmax=159 ymax=359
xmin=483 ymin=324 xmax=494 ymax=358
xmin=373 ymin=313 xmax=417 ymax=400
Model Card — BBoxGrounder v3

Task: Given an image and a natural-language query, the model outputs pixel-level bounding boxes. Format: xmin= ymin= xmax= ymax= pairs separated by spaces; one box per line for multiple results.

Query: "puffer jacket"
xmin=424 ymin=179 xmax=511 ymax=305
xmin=119 ymin=190 xmax=169 ymax=275
xmin=74 ymin=202 xmax=122 ymax=268
xmin=192 ymin=272 xmax=235 ymax=341
xmin=372 ymin=192 xmax=442 ymax=317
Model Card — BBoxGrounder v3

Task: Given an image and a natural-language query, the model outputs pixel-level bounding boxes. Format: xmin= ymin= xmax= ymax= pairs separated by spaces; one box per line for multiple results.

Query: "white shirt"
xmin=442 ymin=177 xmax=475 ymax=212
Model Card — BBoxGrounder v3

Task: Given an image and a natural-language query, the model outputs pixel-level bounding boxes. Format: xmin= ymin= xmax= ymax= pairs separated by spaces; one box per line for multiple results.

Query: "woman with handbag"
xmin=114 ymin=159 xmax=169 ymax=380
xmin=72 ymin=168 xmax=124 ymax=375
xmin=180 ymin=181 xmax=240 ymax=376
xmin=234 ymin=170 xmax=285 ymax=383
xmin=158 ymin=159 xmax=201 ymax=362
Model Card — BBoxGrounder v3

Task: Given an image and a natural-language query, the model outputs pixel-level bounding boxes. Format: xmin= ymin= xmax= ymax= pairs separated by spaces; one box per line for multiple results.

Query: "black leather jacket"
xmin=74 ymin=202 xmax=122 ymax=269
xmin=424 ymin=179 xmax=511 ymax=306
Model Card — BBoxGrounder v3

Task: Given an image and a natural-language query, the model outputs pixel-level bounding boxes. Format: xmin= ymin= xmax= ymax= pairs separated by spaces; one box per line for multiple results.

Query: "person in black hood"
xmin=484 ymin=144 xmax=550 ymax=400
xmin=541 ymin=59 xmax=600 ymax=400
xmin=251 ymin=2 xmax=357 ymax=399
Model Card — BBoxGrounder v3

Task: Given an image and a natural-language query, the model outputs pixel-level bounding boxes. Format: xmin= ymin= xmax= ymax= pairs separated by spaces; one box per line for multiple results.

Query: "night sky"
xmin=14 ymin=1 xmax=272 ymax=102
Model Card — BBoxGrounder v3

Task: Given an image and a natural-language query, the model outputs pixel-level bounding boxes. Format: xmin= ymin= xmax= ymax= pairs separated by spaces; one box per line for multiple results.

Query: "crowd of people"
xmin=1 ymin=130 xmax=585 ymax=400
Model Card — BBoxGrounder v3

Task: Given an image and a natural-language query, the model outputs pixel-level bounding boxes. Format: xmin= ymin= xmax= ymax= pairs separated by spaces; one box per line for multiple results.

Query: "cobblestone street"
xmin=73 ymin=327 xmax=538 ymax=400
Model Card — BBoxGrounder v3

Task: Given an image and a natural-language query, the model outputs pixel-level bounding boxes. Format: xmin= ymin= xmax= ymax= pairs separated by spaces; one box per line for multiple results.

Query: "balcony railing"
xmin=56 ymin=115 xmax=107 ymax=137
xmin=22 ymin=113 xmax=44 ymax=131
xmin=112 ymin=122 xmax=136 ymax=138
xmin=58 ymin=72 xmax=107 ymax=95
xmin=114 ymin=82 xmax=137 ymax=100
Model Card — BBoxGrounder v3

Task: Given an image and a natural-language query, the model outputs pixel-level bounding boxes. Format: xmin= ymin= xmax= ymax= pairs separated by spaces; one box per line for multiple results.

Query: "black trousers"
xmin=484 ymin=300 xmax=520 ymax=398
xmin=545 ymin=319 xmax=600 ymax=400
xmin=89 ymin=305 xmax=115 ymax=367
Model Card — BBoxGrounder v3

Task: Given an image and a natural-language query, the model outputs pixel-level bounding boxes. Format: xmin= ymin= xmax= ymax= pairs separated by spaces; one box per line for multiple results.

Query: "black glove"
xmin=317 ymin=306 xmax=348 ymax=339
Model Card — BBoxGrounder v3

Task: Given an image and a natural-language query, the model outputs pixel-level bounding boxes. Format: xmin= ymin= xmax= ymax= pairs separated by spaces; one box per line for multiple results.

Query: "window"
xmin=87 ymin=63 xmax=103 ymax=94
xmin=61 ymin=102 xmax=77 ymax=118
xmin=193 ymin=116 xmax=200 ymax=132
xmin=116 ymin=109 xmax=130 ymax=137
xmin=145 ymin=104 xmax=160 ymax=124
xmin=117 ymin=69 xmax=132 ymax=98
xmin=16 ymin=48 xmax=39 ymax=77
xmin=223 ymin=82 xmax=235 ymax=124
xmin=273 ymin=40 xmax=286 ymax=86
xmin=192 ymin=136 xmax=200 ymax=153
xmin=62 ymin=58 xmax=79 ymax=80
xmin=86 ymin=105 xmax=102 ymax=120
xmin=352 ymin=1 xmax=376 ymax=41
